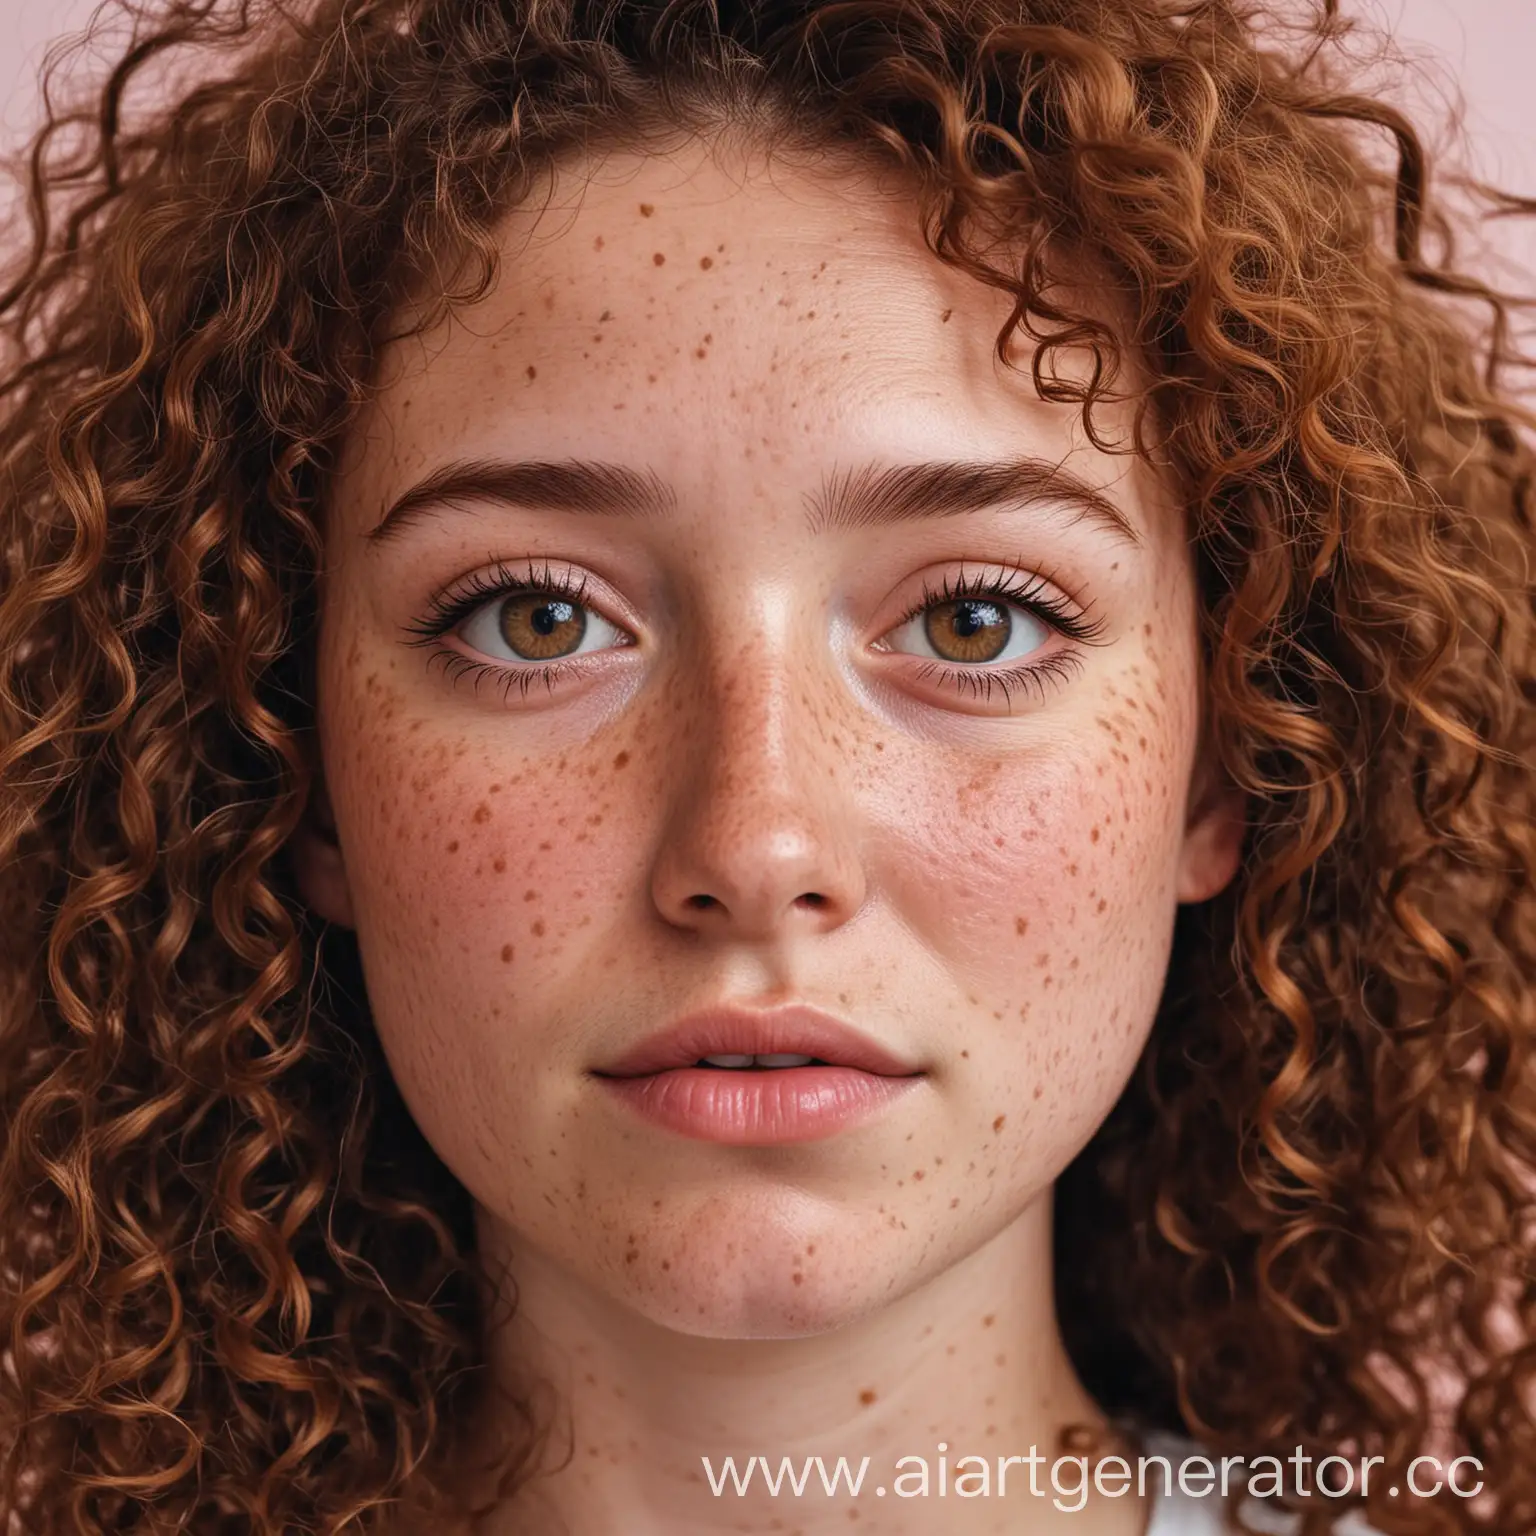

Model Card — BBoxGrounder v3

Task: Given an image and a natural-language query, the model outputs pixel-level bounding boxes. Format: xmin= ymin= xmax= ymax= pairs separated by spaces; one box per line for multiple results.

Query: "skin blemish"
xmin=652 ymin=252 xmax=666 ymax=266
xmin=941 ymin=308 xmax=953 ymax=322
xmin=532 ymin=920 xmax=546 ymax=937
xmin=493 ymin=857 xmax=506 ymax=873
xmin=699 ymin=255 xmax=713 ymax=269
xmin=612 ymin=750 xmax=630 ymax=769
xmin=500 ymin=944 xmax=514 ymax=964
xmin=638 ymin=203 xmax=654 ymax=216
xmin=473 ymin=804 xmax=491 ymax=823
xmin=447 ymin=840 xmax=459 ymax=853
xmin=992 ymin=1115 xmax=1007 ymax=1133
xmin=525 ymin=365 xmax=537 ymax=379
xmin=1014 ymin=917 xmax=1028 ymax=936
xmin=859 ymin=1389 xmax=877 ymax=1406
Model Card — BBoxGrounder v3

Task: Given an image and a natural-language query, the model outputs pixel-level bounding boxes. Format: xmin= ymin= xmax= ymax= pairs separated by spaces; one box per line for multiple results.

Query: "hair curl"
xmin=1 ymin=1 xmax=1533 ymax=1532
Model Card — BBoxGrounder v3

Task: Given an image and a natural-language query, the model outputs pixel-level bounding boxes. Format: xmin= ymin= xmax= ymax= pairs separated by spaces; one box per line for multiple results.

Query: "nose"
xmin=648 ymin=637 xmax=867 ymax=943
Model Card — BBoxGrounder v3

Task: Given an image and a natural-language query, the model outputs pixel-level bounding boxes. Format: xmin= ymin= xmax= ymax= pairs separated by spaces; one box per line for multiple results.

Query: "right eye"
xmin=457 ymin=589 xmax=629 ymax=665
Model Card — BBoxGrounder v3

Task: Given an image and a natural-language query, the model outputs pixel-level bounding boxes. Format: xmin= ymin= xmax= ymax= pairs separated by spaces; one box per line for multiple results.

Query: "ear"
xmin=1175 ymin=745 xmax=1246 ymax=905
xmin=288 ymin=772 xmax=357 ymax=928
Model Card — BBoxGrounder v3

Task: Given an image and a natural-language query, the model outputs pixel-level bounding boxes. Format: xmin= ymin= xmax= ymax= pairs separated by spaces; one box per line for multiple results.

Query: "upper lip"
xmin=593 ymin=1004 xmax=924 ymax=1079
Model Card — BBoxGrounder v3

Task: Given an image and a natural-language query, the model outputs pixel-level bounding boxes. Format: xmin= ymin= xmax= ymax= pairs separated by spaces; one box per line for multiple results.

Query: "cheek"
xmin=320 ymin=658 xmax=649 ymax=1065
xmin=875 ymin=659 xmax=1193 ymax=1128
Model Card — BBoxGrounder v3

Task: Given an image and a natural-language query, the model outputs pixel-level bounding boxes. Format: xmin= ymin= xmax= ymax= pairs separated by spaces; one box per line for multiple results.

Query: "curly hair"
xmin=1 ymin=0 xmax=1533 ymax=1531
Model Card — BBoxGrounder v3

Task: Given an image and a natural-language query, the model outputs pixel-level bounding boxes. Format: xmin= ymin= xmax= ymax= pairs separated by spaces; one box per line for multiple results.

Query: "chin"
xmin=604 ymin=1198 xmax=898 ymax=1340
xmin=622 ymin=1262 xmax=880 ymax=1341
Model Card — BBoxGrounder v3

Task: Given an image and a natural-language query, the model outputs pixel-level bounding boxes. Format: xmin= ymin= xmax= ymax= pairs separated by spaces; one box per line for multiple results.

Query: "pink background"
xmin=3 ymin=0 xmax=1533 ymax=287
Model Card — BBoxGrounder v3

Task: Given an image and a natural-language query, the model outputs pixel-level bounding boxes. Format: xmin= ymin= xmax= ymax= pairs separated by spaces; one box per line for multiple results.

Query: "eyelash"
xmin=402 ymin=559 xmax=1109 ymax=706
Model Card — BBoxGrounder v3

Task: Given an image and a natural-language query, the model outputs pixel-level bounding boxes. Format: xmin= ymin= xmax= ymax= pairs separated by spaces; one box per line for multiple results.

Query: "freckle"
xmin=950 ymin=1196 xmax=961 ymax=1208
xmin=1097 ymin=898 xmax=1108 ymax=912
xmin=791 ymin=1272 xmax=804 ymax=1285
xmin=446 ymin=840 xmax=459 ymax=853
xmin=1014 ymin=916 xmax=1028 ymax=936
xmin=473 ymin=803 xmax=491 ymax=823
xmin=859 ymin=1388 xmax=878 ymax=1406
xmin=874 ymin=740 xmax=884 ymax=752
xmin=807 ymin=1243 xmax=815 ymax=1254
xmin=982 ymin=1314 xmax=995 ymax=1327
xmin=524 ymin=889 xmax=537 ymax=901
xmin=639 ymin=203 xmax=654 ymax=216
xmin=960 ymin=1049 xmax=969 ymax=1058
xmin=532 ymin=920 xmax=545 ymax=937
xmin=612 ymin=750 xmax=631 ymax=769
xmin=652 ymin=252 xmax=665 ymax=266
xmin=941 ymin=308 xmax=953 ymax=322
xmin=501 ymin=944 xmax=514 ymax=963
xmin=661 ymin=1259 xmax=670 ymax=1270
xmin=992 ymin=1114 xmax=1006 ymax=1133
xmin=625 ymin=1249 xmax=638 ymax=1263
xmin=699 ymin=255 xmax=713 ymax=269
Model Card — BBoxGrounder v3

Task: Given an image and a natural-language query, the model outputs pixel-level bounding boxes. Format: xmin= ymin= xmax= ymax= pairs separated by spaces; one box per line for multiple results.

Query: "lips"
xmin=592 ymin=1004 xmax=922 ymax=1080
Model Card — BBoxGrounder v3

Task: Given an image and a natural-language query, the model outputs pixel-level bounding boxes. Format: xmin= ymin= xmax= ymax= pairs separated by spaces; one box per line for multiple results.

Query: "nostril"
xmin=796 ymin=892 xmax=827 ymax=909
xmin=685 ymin=893 xmax=719 ymax=911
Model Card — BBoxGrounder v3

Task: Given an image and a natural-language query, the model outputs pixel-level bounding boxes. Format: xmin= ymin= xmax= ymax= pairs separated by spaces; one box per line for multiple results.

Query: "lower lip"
xmin=596 ymin=1066 xmax=921 ymax=1144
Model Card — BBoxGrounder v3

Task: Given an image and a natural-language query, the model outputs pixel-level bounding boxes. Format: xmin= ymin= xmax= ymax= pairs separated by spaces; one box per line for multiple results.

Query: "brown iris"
xmin=924 ymin=598 xmax=1011 ymax=663
xmin=498 ymin=593 xmax=587 ymax=659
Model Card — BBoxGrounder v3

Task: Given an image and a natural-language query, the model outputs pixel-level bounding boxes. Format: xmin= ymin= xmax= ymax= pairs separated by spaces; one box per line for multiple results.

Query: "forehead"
xmin=340 ymin=138 xmax=1159 ymax=535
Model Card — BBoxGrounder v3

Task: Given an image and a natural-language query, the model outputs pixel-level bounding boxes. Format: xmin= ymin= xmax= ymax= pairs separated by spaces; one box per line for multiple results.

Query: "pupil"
xmin=954 ymin=601 xmax=992 ymax=636
xmin=533 ymin=600 xmax=571 ymax=635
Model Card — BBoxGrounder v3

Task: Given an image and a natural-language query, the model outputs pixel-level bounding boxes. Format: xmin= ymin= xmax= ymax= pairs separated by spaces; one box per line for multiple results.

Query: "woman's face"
xmin=297 ymin=140 xmax=1241 ymax=1338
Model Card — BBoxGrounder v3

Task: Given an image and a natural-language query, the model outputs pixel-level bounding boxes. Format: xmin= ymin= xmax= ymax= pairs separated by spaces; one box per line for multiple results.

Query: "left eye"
xmin=458 ymin=591 xmax=627 ymax=663
xmin=884 ymin=597 xmax=1050 ymax=666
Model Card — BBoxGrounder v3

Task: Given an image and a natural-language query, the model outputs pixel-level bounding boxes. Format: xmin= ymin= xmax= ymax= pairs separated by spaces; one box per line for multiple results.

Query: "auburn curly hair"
xmin=1 ymin=0 xmax=1533 ymax=1531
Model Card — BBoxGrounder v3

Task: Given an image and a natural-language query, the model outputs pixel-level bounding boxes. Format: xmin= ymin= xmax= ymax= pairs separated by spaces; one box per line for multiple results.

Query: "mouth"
xmin=684 ymin=1053 xmax=829 ymax=1069
xmin=590 ymin=1006 xmax=924 ymax=1145
xmin=590 ymin=1003 xmax=923 ymax=1081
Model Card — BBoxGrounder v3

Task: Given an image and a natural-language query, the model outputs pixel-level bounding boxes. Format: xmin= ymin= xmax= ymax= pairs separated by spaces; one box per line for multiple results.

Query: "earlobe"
xmin=287 ymin=775 xmax=357 ymax=928
xmin=1176 ymin=755 xmax=1247 ymax=905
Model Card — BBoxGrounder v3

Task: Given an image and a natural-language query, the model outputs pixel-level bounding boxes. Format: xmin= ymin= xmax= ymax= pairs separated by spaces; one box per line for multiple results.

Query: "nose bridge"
xmin=649 ymin=592 xmax=864 ymax=936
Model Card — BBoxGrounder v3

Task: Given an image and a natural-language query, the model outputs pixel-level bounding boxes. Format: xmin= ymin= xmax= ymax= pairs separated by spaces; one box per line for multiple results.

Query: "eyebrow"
xmin=365 ymin=454 xmax=1141 ymax=547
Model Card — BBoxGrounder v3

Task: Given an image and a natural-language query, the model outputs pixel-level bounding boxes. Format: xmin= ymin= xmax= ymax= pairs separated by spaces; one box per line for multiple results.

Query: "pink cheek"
xmin=343 ymin=707 xmax=639 ymax=961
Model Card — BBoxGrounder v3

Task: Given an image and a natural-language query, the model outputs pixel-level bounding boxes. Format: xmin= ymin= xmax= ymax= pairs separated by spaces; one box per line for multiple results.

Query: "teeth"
xmin=699 ymin=1052 xmax=817 ymax=1069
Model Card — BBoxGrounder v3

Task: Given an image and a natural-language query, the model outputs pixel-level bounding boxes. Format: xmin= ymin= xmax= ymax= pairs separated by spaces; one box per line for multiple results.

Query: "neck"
xmin=452 ymin=1193 xmax=1153 ymax=1536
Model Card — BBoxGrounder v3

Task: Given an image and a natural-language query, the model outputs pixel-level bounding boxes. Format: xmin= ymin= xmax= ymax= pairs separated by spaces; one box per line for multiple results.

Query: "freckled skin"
xmin=298 ymin=141 xmax=1242 ymax=1536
